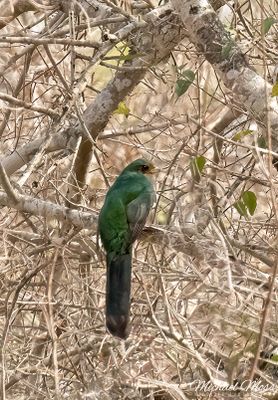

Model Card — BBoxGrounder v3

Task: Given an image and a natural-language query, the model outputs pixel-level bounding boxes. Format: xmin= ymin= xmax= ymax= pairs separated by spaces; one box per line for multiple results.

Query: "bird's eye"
xmin=141 ymin=165 xmax=149 ymax=173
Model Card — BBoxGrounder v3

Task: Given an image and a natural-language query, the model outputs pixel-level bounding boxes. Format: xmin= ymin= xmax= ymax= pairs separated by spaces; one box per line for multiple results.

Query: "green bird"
xmin=98 ymin=159 xmax=156 ymax=339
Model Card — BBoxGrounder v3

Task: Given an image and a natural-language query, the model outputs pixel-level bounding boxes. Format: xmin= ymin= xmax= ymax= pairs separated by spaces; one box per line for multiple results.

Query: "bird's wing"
xmin=126 ymin=191 xmax=154 ymax=244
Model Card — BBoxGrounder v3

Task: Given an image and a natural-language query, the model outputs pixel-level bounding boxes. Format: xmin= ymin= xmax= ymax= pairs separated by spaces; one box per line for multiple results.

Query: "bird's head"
xmin=123 ymin=158 xmax=157 ymax=175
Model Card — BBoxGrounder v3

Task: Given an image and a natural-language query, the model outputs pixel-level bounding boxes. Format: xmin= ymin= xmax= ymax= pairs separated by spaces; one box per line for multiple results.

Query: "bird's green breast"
xmin=99 ymin=171 xmax=154 ymax=254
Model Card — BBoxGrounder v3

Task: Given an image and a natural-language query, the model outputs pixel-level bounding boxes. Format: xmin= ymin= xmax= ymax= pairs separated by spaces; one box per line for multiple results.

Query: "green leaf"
xmin=190 ymin=155 xmax=206 ymax=180
xmin=222 ymin=41 xmax=233 ymax=58
xmin=232 ymin=129 xmax=254 ymax=141
xmin=175 ymin=79 xmax=189 ymax=97
xmin=113 ymin=101 xmax=130 ymax=117
xmin=242 ymin=191 xmax=257 ymax=216
xmin=270 ymin=354 xmax=278 ymax=363
xmin=195 ymin=155 xmax=206 ymax=173
xmin=262 ymin=16 xmax=277 ymax=35
xmin=271 ymin=82 xmax=278 ymax=97
xmin=233 ymin=191 xmax=257 ymax=217
xmin=182 ymin=69 xmax=195 ymax=81
xmin=175 ymin=69 xmax=195 ymax=97
xmin=234 ymin=200 xmax=248 ymax=217
xmin=257 ymin=136 xmax=267 ymax=149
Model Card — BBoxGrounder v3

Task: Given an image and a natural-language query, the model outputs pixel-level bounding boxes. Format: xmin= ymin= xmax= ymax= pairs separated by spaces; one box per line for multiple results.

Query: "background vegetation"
xmin=0 ymin=0 xmax=278 ymax=399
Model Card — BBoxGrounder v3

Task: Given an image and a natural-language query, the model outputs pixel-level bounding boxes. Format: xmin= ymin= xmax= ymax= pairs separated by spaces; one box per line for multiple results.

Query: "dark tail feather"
xmin=106 ymin=253 xmax=132 ymax=339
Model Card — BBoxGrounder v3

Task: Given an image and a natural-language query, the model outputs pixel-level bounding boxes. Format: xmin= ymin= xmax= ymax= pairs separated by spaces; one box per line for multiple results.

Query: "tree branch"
xmin=171 ymin=0 xmax=278 ymax=150
xmin=0 ymin=0 xmax=57 ymax=30
xmin=0 ymin=91 xmax=60 ymax=118
xmin=0 ymin=163 xmax=18 ymax=205
xmin=0 ymin=3 xmax=187 ymax=177
xmin=0 ymin=191 xmax=96 ymax=229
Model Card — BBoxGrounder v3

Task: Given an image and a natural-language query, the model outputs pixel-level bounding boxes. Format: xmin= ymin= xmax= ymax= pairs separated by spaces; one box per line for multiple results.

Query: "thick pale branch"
xmin=0 ymin=191 xmax=96 ymax=228
xmin=171 ymin=0 xmax=278 ymax=149
xmin=0 ymin=0 xmax=57 ymax=30
xmin=0 ymin=187 xmax=222 ymax=264
xmin=81 ymin=4 xmax=184 ymax=139
xmin=0 ymin=0 xmax=232 ymax=177
xmin=0 ymin=4 xmax=186 ymax=177
xmin=0 ymin=189 xmax=273 ymax=268
xmin=0 ymin=128 xmax=80 ymax=177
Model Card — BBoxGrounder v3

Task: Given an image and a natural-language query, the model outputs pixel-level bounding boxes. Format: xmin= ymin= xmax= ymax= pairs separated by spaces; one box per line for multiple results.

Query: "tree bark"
xmin=171 ymin=0 xmax=278 ymax=151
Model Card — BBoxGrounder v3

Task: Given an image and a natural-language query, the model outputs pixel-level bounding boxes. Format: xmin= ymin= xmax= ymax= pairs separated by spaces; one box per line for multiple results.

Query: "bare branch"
xmin=171 ymin=0 xmax=278 ymax=150
xmin=0 ymin=0 xmax=57 ymax=29
xmin=0 ymin=190 xmax=96 ymax=228
xmin=0 ymin=162 xmax=18 ymax=205
xmin=0 ymin=91 xmax=60 ymax=118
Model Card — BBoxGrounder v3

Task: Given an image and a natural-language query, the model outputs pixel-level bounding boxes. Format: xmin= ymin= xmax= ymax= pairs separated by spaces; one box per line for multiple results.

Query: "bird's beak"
xmin=148 ymin=164 xmax=159 ymax=174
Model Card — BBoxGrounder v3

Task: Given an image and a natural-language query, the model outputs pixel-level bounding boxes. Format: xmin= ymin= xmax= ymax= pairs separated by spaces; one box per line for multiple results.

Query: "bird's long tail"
xmin=106 ymin=252 xmax=132 ymax=339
